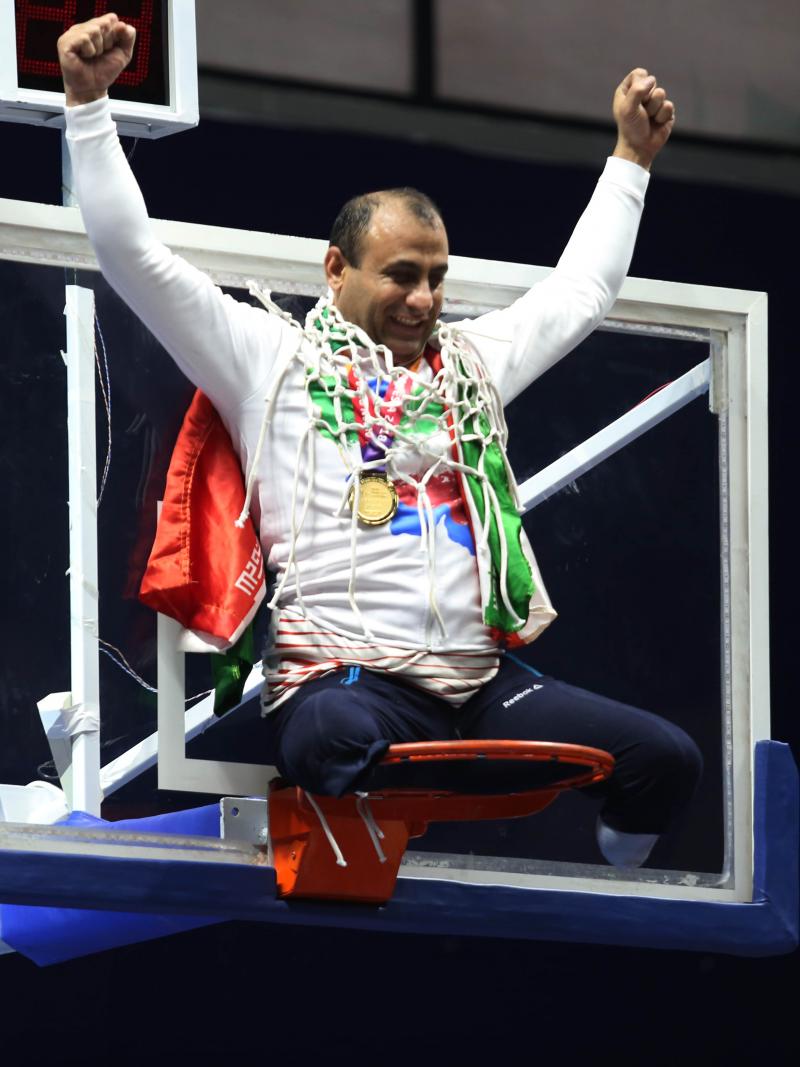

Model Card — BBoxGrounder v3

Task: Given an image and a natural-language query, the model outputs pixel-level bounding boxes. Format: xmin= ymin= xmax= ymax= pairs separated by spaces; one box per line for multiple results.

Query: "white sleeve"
xmin=450 ymin=157 xmax=650 ymax=404
xmin=65 ymin=97 xmax=291 ymax=417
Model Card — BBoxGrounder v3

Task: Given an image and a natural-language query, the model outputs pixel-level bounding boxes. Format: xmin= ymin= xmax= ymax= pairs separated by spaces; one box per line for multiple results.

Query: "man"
xmin=58 ymin=14 xmax=701 ymax=868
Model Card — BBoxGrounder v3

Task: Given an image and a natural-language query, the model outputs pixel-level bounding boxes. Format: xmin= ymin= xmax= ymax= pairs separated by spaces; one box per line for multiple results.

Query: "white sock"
xmin=596 ymin=817 xmax=659 ymax=868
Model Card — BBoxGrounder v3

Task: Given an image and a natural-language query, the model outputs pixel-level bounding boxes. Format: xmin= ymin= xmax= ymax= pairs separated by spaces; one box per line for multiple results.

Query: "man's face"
xmin=324 ymin=201 xmax=449 ymax=365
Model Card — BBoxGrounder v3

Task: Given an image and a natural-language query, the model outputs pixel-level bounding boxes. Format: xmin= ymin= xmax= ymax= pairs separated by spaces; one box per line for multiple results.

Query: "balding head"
xmin=323 ymin=192 xmax=449 ymax=364
xmin=329 ymin=188 xmax=444 ymax=267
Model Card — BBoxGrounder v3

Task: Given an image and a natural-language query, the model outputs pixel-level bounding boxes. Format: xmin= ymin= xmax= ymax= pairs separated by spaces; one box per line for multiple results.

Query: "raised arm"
xmin=456 ymin=69 xmax=675 ymax=404
xmin=58 ymin=14 xmax=288 ymax=416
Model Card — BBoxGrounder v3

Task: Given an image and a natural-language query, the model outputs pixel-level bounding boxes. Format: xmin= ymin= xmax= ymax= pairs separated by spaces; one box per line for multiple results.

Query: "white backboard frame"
xmin=0 ymin=195 xmax=770 ymax=909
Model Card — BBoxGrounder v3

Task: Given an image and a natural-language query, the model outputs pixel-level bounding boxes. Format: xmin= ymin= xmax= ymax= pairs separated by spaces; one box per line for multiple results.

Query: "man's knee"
xmin=645 ymin=722 xmax=703 ymax=803
xmin=605 ymin=717 xmax=703 ymax=833
xmin=275 ymin=692 xmax=390 ymax=797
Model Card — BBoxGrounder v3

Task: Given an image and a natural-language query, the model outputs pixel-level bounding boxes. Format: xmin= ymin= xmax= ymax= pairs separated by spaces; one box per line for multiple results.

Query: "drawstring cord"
xmin=303 ymin=791 xmax=347 ymax=867
xmin=301 ymin=790 xmax=389 ymax=867
xmin=355 ymin=793 xmax=387 ymax=863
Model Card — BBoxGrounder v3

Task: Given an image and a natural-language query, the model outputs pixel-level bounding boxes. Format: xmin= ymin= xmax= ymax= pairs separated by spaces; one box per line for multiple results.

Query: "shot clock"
xmin=16 ymin=1 xmax=168 ymax=105
xmin=1 ymin=0 xmax=197 ymax=137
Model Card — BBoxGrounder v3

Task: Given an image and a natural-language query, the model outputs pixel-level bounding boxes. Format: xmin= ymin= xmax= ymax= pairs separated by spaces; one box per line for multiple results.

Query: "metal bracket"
xmin=220 ymin=796 xmax=270 ymax=851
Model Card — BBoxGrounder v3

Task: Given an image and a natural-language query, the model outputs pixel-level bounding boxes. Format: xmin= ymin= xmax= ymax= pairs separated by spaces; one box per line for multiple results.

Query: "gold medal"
xmin=351 ymin=473 xmax=398 ymax=526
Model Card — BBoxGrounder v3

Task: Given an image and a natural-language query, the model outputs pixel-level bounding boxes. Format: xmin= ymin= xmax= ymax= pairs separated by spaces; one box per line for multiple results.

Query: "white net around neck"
xmin=238 ymin=283 xmax=525 ymax=646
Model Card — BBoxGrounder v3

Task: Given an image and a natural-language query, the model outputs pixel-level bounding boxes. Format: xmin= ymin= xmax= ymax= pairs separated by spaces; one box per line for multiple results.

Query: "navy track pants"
xmin=262 ymin=656 xmax=702 ymax=835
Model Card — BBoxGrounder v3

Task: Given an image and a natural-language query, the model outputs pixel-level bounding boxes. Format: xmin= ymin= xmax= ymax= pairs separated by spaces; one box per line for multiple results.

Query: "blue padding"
xmin=61 ymin=804 xmax=221 ymax=836
xmin=207 ymin=741 xmax=793 ymax=957
xmin=1 ymin=902 xmax=222 ymax=967
xmin=0 ymin=805 xmax=229 ymax=966
xmin=0 ymin=742 xmax=796 ymax=961
xmin=752 ymin=740 xmax=799 ymax=940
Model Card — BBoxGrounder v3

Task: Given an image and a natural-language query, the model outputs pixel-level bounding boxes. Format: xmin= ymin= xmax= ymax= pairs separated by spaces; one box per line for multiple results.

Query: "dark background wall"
xmin=0 ymin=107 xmax=797 ymax=1064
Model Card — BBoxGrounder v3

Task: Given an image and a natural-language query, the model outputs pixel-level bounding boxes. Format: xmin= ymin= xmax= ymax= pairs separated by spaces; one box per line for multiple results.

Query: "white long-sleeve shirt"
xmin=65 ymin=98 xmax=649 ymax=704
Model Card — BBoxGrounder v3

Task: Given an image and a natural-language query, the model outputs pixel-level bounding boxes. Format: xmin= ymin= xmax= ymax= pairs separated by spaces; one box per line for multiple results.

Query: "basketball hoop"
xmin=268 ymin=740 xmax=614 ymax=903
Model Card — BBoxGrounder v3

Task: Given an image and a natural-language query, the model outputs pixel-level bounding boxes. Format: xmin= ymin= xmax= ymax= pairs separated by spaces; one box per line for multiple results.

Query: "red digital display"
xmin=15 ymin=1 xmax=168 ymax=106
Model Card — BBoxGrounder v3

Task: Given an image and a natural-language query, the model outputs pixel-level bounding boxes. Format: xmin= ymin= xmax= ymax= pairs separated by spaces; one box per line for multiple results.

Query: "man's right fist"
xmin=58 ymin=12 xmax=136 ymax=107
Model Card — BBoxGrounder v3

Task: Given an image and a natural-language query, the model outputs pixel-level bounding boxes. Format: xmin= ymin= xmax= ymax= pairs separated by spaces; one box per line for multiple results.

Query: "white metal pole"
xmin=157 ymin=609 xmax=188 ymax=788
xmin=65 ymin=284 xmax=102 ymax=815
xmin=61 ymin=130 xmax=76 ymax=208
xmin=518 ymin=359 xmax=711 ymax=513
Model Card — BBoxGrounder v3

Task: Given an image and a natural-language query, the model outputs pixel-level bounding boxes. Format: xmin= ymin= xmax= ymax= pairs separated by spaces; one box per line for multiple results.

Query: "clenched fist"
xmin=58 ymin=12 xmax=136 ymax=107
xmin=612 ymin=69 xmax=675 ymax=170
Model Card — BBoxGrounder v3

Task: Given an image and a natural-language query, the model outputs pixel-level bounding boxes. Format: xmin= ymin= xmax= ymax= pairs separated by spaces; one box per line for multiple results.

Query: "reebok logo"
xmin=502 ymin=684 xmax=543 ymax=708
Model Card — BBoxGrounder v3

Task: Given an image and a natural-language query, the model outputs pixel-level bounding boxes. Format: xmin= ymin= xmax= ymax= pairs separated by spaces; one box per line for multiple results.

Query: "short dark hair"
xmin=329 ymin=188 xmax=444 ymax=266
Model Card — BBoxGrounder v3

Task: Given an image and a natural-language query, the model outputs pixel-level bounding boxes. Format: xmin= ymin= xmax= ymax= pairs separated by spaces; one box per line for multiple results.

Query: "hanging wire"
xmin=98 ymin=638 xmax=156 ymax=692
xmin=94 ymin=313 xmax=113 ymax=505
xmin=98 ymin=637 xmax=214 ymax=707
xmin=633 ymin=380 xmax=673 ymax=407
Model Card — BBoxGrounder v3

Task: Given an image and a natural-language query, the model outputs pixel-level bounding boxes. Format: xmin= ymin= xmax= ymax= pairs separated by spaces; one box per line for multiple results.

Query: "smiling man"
xmin=59 ymin=13 xmax=701 ymax=868
xmin=325 ymin=189 xmax=448 ymax=364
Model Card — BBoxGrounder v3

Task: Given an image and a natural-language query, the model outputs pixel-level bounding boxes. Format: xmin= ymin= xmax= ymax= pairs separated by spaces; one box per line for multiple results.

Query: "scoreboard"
xmin=1 ymin=0 xmax=197 ymax=137
xmin=16 ymin=1 xmax=169 ymax=106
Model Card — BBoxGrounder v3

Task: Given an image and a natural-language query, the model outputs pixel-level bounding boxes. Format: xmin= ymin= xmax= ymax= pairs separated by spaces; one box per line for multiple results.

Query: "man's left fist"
xmin=613 ymin=68 xmax=675 ymax=170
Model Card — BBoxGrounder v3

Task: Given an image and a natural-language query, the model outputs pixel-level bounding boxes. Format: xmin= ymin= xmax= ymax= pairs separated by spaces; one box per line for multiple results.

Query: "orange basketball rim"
xmin=268 ymin=740 xmax=614 ymax=904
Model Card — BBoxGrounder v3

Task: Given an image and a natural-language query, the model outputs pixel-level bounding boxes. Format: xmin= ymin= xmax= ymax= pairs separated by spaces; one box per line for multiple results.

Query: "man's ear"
xmin=324 ymin=246 xmax=348 ymax=295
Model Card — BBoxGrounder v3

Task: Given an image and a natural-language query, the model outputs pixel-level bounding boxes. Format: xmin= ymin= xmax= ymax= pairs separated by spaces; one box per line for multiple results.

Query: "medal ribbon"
xmin=347 ymin=365 xmax=409 ymax=470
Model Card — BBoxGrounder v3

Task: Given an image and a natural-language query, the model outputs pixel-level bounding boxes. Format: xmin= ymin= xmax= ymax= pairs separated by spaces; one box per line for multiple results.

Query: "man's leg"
xmin=262 ymin=668 xmax=456 ymax=797
xmin=457 ymin=657 xmax=703 ymax=866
